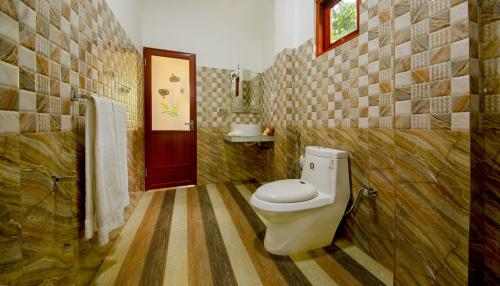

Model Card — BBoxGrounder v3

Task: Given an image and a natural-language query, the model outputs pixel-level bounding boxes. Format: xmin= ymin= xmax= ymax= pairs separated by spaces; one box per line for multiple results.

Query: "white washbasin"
xmin=228 ymin=123 xmax=261 ymax=137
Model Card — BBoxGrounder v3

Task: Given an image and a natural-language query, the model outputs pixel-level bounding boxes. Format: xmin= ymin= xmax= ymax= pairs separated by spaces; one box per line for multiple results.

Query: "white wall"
xmin=274 ymin=0 xmax=295 ymax=54
xmin=141 ymin=0 xmax=275 ymax=72
xmin=106 ymin=0 xmax=315 ymax=69
xmin=294 ymin=0 xmax=315 ymax=48
xmin=274 ymin=0 xmax=315 ymax=55
xmin=106 ymin=0 xmax=143 ymax=50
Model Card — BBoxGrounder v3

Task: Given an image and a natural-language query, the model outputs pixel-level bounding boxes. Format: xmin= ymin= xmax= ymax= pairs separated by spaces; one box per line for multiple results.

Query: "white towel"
xmin=112 ymin=102 xmax=129 ymax=208
xmin=85 ymin=95 xmax=129 ymax=245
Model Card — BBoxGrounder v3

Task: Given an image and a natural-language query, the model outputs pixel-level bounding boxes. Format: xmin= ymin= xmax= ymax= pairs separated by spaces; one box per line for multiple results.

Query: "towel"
xmin=85 ymin=95 xmax=129 ymax=245
xmin=112 ymin=102 xmax=129 ymax=208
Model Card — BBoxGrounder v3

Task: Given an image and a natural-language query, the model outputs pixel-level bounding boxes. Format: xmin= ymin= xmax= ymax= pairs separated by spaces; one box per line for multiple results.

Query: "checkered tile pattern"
xmin=394 ymin=0 xmax=471 ymax=130
xmin=259 ymin=0 xmax=474 ymax=131
xmin=261 ymin=0 xmax=394 ymax=130
xmin=196 ymin=66 xmax=261 ymax=128
xmin=0 ymin=0 xmax=144 ymax=134
xmin=259 ymin=48 xmax=294 ymax=129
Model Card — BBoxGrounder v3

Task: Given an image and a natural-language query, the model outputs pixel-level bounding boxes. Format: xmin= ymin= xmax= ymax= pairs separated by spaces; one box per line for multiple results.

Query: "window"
xmin=316 ymin=0 xmax=360 ymax=56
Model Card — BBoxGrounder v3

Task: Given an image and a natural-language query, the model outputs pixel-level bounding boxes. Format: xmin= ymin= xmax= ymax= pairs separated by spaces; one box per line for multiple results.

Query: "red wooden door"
xmin=144 ymin=47 xmax=197 ymax=190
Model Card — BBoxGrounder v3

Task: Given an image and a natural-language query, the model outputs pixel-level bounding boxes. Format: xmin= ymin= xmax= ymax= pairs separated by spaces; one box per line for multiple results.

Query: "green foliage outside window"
xmin=330 ymin=0 xmax=357 ymax=43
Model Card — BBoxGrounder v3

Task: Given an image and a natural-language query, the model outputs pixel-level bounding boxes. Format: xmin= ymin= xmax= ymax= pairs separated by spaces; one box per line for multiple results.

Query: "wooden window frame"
xmin=316 ymin=0 xmax=360 ymax=57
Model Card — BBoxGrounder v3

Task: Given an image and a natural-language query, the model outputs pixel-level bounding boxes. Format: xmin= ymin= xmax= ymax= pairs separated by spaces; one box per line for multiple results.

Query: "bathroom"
xmin=0 ymin=0 xmax=498 ymax=285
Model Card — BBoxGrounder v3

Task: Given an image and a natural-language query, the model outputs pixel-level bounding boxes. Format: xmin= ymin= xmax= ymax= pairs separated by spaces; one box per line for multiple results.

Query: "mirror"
xmin=230 ymin=69 xmax=260 ymax=114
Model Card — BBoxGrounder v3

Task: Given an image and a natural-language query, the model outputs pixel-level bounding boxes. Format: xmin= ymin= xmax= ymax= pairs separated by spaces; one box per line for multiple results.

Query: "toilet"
xmin=250 ymin=146 xmax=350 ymax=255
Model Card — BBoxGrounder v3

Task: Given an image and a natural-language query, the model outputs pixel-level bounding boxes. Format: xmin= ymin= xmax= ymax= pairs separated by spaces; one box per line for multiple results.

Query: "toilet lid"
xmin=255 ymin=179 xmax=318 ymax=203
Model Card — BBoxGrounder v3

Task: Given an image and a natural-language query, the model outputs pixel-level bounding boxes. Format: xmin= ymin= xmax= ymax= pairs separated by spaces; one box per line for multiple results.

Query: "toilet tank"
xmin=301 ymin=147 xmax=349 ymax=200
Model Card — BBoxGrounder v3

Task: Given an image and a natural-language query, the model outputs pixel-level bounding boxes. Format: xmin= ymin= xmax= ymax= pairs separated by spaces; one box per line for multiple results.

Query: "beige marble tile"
xmin=18 ymin=46 xmax=35 ymax=71
xmin=0 ymin=61 xmax=19 ymax=88
xmin=0 ymin=11 xmax=18 ymax=41
xmin=0 ymin=111 xmax=19 ymax=133
xmin=17 ymin=1 xmax=36 ymax=30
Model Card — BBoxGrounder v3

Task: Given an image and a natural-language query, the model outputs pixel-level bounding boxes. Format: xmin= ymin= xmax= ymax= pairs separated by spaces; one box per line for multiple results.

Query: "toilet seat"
xmin=251 ymin=179 xmax=334 ymax=213
xmin=255 ymin=180 xmax=318 ymax=203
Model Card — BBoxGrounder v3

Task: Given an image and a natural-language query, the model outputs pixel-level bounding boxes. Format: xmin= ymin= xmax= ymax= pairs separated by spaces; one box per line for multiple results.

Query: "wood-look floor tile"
xmin=93 ymin=191 xmax=155 ymax=285
xmin=206 ymin=184 xmax=262 ymax=286
xmin=333 ymin=240 xmax=393 ymax=286
xmin=139 ymin=190 xmax=176 ymax=285
xmin=186 ymin=187 xmax=214 ymax=286
xmin=113 ymin=192 xmax=165 ymax=286
xmin=163 ymin=189 xmax=188 ymax=286
xmin=94 ymin=182 xmax=394 ymax=286
xmin=197 ymin=185 xmax=238 ymax=285
xmin=216 ymin=183 xmax=289 ymax=286
xmin=290 ymin=253 xmax=337 ymax=286
xmin=309 ymin=248 xmax=364 ymax=286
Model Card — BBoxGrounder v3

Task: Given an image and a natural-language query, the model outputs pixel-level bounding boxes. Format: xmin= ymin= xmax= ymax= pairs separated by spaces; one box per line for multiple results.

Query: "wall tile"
xmin=0 ymin=4 xmax=145 ymax=284
xmin=0 ymin=35 xmax=18 ymax=65
xmin=0 ymin=134 xmax=22 ymax=285
xmin=0 ymin=85 xmax=19 ymax=110
xmin=394 ymin=130 xmax=469 ymax=285
xmin=0 ymin=111 xmax=19 ymax=133
xmin=0 ymin=11 xmax=19 ymax=41
xmin=0 ymin=61 xmax=19 ymax=88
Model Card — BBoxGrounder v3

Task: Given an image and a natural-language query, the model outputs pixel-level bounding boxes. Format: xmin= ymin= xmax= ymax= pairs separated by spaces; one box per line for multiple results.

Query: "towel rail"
xmin=52 ymin=174 xmax=77 ymax=183
xmin=71 ymin=89 xmax=89 ymax=101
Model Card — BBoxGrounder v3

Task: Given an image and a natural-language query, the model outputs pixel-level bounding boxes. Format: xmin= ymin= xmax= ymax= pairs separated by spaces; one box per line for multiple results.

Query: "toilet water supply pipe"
xmin=343 ymin=187 xmax=377 ymax=216
xmin=288 ymin=157 xmax=378 ymax=216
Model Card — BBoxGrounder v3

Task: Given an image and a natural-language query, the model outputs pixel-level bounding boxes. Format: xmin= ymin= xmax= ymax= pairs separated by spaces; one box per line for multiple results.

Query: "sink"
xmin=228 ymin=123 xmax=261 ymax=137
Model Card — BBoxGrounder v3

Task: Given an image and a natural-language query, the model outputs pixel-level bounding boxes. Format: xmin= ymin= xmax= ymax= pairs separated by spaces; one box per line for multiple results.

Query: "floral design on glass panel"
xmin=330 ymin=0 xmax=358 ymax=43
xmin=158 ymin=73 xmax=183 ymax=117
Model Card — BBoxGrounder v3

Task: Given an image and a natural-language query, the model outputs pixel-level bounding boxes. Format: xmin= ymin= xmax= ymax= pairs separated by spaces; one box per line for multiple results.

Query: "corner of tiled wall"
xmin=0 ymin=0 xmax=145 ymax=284
xmin=255 ymin=0 xmax=483 ymax=284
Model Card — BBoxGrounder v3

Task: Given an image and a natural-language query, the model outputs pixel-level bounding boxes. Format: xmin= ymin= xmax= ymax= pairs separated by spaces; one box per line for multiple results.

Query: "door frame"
xmin=143 ymin=47 xmax=197 ymax=190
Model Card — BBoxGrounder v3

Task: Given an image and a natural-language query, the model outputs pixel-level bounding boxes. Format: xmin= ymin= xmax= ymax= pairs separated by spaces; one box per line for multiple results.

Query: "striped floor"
xmin=93 ymin=181 xmax=393 ymax=286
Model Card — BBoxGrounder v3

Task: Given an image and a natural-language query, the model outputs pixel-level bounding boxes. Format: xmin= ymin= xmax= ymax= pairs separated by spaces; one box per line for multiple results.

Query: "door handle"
xmin=185 ymin=120 xmax=194 ymax=131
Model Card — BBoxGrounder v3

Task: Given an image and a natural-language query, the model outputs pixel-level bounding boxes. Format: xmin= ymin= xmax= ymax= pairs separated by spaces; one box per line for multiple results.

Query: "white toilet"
xmin=250 ymin=146 xmax=350 ymax=255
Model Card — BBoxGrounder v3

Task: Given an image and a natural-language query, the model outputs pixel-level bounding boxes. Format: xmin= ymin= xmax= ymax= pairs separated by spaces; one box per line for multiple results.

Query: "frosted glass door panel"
xmin=151 ymin=55 xmax=191 ymax=131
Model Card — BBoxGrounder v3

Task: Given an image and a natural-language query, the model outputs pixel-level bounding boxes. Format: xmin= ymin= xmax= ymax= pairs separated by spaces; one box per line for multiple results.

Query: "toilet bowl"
xmin=250 ymin=146 xmax=350 ymax=255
